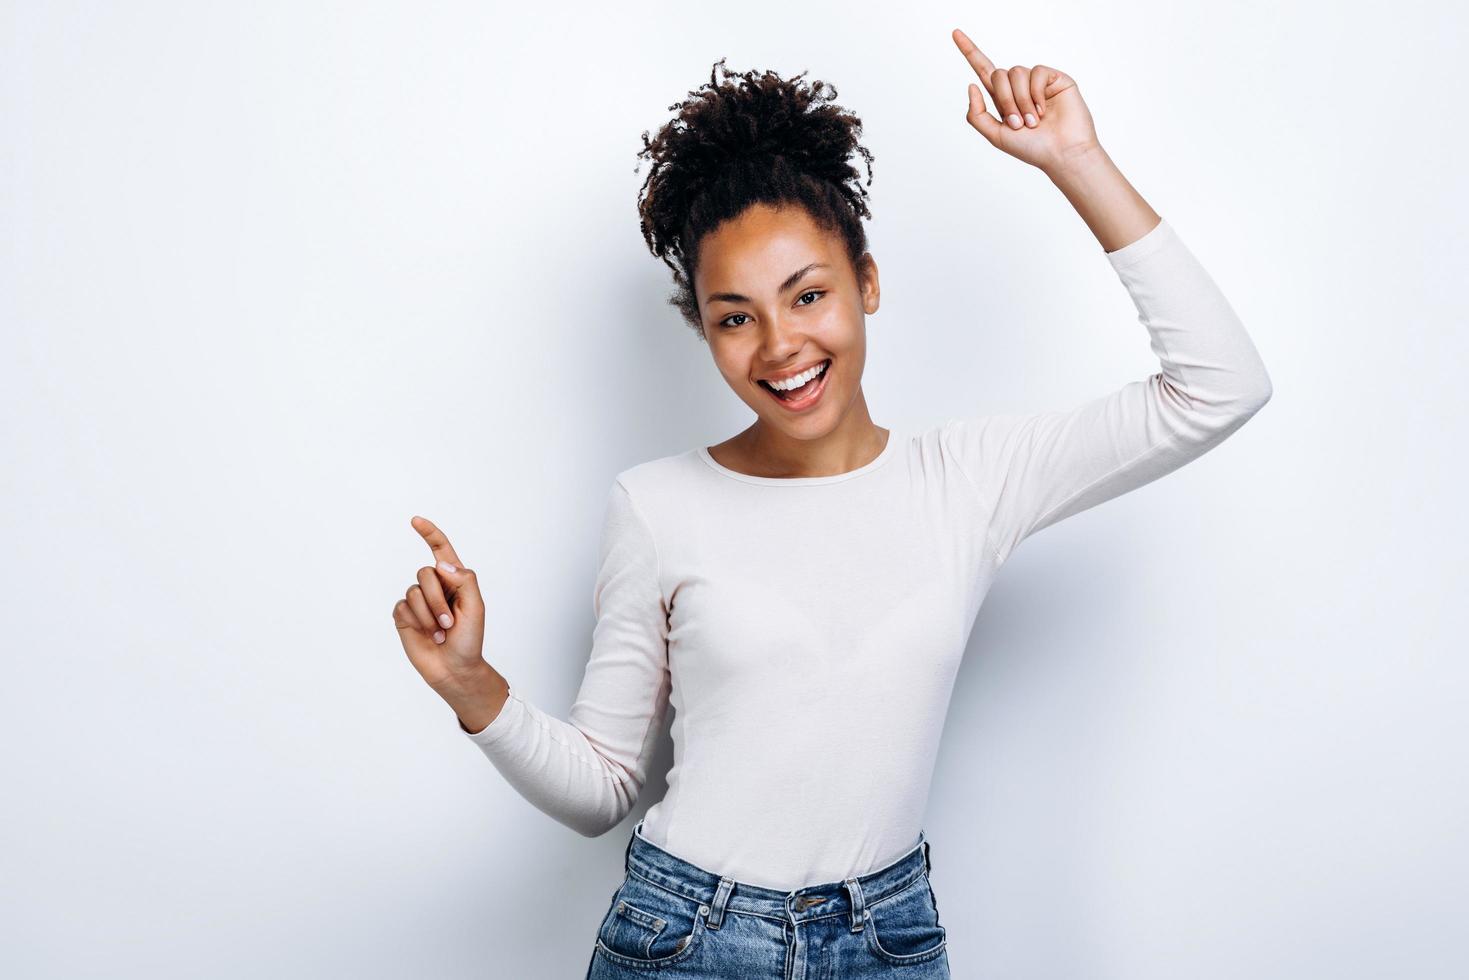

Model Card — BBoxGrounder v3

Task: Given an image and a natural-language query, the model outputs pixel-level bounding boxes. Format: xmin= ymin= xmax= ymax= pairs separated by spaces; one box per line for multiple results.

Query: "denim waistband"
xmin=622 ymin=819 xmax=933 ymax=929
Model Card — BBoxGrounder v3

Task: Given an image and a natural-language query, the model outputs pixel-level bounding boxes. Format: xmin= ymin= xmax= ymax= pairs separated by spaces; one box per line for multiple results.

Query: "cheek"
xmin=817 ymin=317 xmax=864 ymax=362
xmin=711 ymin=350 xmax=754 ymax=391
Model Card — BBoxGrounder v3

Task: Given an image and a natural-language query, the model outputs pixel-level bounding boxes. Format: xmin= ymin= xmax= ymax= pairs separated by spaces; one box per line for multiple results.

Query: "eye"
xmin=716 ymin=291 xmax=824 ymax=329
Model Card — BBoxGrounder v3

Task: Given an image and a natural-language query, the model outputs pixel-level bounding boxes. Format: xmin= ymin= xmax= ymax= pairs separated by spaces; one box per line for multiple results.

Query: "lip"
xmin=759 ymin=358 xmax=830 ymax=384
xmin=759 ymin=358 xmax=831 ymax=413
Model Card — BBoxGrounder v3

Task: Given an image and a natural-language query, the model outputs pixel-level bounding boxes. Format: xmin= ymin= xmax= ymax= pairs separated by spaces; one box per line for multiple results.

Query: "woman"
xmin=391 ymin=32 xmax=1272 ymax=979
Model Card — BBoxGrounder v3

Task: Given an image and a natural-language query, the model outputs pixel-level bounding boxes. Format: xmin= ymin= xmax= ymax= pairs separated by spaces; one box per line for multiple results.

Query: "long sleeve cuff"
xmin=1104 ymin=214 xmax=1178 ymax=270
xmin=461 ymin=685 xmax=524 ymax=745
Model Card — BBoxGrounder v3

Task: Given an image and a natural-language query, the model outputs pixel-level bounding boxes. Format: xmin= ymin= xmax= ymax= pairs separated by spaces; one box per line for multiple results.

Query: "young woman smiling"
xmin=393 ymin=33 xmax=1271 ymax=979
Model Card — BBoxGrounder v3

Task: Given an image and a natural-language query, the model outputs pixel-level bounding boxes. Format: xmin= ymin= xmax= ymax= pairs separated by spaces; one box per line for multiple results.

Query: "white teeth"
xmin=766 ymin=360 xmax=828 ymax=391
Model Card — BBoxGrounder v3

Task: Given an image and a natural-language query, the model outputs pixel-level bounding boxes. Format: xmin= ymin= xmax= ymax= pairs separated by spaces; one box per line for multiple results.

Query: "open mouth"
xmin=758 ymin=358 xmax=832 ymax=411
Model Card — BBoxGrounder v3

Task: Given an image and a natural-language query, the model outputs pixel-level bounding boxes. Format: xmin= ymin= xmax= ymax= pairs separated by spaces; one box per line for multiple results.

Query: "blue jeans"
xmin=586 ymin=819 xmax=950 ymax=978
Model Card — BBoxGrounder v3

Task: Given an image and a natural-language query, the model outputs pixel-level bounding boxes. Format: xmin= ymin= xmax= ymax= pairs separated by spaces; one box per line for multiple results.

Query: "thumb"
xmin=965 ymin=83 xmax=1004 ymax=148
xmin=434 ymin=559 xmax=485 ymax=623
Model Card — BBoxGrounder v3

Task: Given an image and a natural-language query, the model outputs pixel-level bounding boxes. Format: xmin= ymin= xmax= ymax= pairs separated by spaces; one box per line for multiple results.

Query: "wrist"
xmin=1043 ymin=142 xmax=1110 ymax=186
xmin=443 ymin=663 xmax=512 ymax=736
xmin=1040 ymin=142 xmax=1156 ymax=253
xmin=436 ymin=659 xmax=505 ymax=708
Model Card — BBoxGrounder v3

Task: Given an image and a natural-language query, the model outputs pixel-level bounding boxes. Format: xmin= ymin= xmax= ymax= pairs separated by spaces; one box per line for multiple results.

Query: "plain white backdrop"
xmin=3 ymin=1 xmax=1465 ymax=977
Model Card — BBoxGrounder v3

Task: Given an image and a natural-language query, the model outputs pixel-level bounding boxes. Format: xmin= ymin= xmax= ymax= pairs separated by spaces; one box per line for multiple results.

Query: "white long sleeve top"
xmin=460 ymin=216 xmax=1272 ymax=891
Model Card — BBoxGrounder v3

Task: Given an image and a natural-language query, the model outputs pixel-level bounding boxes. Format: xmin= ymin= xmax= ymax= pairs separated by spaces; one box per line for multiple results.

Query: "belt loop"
xmin=705 ymin=876 xmax=734 ymax=930
xmin=843 ymin=876 xmax=867 ymax=933
xmin=624 ymin=820 xmax=639 ymax=869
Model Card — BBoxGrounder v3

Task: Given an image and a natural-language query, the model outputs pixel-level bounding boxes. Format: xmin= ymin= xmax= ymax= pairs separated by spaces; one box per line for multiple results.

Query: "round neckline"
xmin=696 ymin=427 xmax=901 ymax=486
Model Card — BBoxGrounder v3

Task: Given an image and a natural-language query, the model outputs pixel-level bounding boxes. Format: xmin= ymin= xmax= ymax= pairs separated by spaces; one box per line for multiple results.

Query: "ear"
xmin=857 ymin=252 xmax=880 ymax=314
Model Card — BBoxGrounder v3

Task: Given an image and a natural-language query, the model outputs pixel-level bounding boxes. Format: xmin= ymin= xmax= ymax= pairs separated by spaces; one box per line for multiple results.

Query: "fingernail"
xmin=438 ymin=560 xmax=457 ymax=573
xmin=433 ymin=630 xmax=446 ymax=644
xmin=439 ymin=613 xmax=453 ymax=629
xmin=1007 ymin=114 xmax=1021 ymax=128
xmin=1024 ymin=113 xmax=1037 ymax=127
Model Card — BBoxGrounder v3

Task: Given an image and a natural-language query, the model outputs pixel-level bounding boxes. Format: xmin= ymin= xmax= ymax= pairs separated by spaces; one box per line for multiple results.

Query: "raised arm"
xmin=941 ymin=215 xmax=1271 ymax=563
xmin=396 ymin=480 xmax=671 ymax=838
xmin=940 ymin=30 xmax=1272 ymax=563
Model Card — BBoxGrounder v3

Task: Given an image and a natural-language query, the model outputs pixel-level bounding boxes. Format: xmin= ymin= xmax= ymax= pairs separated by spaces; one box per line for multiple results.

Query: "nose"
xmin=757 ymin=318 xmax=805 ymax=364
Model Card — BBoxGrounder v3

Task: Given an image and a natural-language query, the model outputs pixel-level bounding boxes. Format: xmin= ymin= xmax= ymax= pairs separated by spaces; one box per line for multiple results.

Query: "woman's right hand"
xmin=392 ymin=516 xmax=491 ymax=696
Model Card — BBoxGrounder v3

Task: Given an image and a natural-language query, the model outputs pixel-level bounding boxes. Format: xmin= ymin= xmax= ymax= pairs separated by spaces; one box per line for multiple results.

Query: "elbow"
xmin=1177 ymin=371 xmax=1271 ymax=440
xmin=572 ymin=820 xmax=612 ymax=839
xmin=584 ymin=813 xmax=633 ymax=839
xmin=567 ymin=810 xmax=622 ymax=839
xmin=1212 ymin=364 xmax=1272 ymax=421
xmin=1238 ymin=371 xmax=1273 ymax=418
xmin=568 ymin=794 xmax=637 ymax=839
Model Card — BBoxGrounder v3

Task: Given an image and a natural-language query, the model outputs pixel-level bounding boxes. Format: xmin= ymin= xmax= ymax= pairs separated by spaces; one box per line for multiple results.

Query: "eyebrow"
xmin=703 ymin=262 xmax=829 ymax=307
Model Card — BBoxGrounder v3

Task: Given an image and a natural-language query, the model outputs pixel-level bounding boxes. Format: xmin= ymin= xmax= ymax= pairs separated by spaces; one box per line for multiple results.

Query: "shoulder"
xmin=615 ymin=447 xmax=696 ymax=489
xmin=608 ymin=447 xmax=705 ymax=514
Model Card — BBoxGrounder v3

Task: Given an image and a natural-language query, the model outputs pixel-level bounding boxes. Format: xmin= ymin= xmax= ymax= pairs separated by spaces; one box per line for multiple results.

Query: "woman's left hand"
xmin=952 ymin=28 xmax=1101 ymax=176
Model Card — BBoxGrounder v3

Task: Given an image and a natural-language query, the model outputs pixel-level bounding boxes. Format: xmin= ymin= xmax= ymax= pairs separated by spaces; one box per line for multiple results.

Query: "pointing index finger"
xmin=951 ymin=28 xmax=998 ymax=94
xmin=411 ymin=515 xmax=464 ymax=570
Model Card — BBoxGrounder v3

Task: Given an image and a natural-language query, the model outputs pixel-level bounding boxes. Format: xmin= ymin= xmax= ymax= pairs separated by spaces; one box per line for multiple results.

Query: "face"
xmin=694 ymin=203 xmax=880 ymax=441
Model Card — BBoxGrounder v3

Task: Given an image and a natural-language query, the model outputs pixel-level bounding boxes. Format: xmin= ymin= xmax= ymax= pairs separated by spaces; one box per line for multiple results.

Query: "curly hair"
xmin=634 ymin=56 xmax=876 ymax=341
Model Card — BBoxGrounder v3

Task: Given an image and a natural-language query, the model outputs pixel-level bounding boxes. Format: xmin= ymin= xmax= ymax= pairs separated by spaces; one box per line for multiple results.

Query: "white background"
xmin=3 ymin=1 xmax=1464 ymax=977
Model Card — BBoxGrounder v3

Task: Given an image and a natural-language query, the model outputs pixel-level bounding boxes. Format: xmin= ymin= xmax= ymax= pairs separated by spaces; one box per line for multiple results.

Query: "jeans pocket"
xmin=862 ymin=872 xmax=948 ymax=966
xmin=594 ymin=873 xmax=707 ymax=968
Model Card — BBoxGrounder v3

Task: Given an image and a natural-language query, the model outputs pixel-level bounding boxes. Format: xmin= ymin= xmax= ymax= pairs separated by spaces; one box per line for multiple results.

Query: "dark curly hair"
xmin=635 ymin=57 xmax=876 ymax=341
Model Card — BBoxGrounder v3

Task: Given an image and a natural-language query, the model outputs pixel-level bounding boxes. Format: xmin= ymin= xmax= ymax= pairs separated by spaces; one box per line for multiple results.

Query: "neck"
xmin=736 ymin=392 xmax=887 ymax=478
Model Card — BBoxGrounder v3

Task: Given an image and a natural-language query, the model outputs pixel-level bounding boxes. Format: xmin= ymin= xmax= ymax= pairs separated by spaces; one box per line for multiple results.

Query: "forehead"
xmin=696 ymin=205 xmax=839 ymax=290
